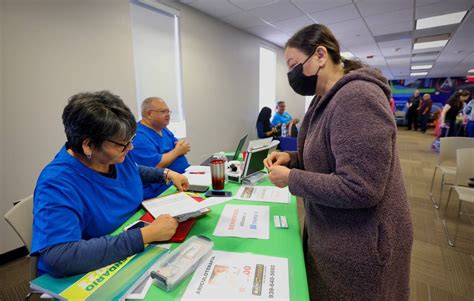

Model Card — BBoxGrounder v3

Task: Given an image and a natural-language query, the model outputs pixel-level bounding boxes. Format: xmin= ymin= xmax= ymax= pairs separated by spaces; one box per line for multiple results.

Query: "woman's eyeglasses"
xmin=107 ymin=134 xmax=136 ymax=152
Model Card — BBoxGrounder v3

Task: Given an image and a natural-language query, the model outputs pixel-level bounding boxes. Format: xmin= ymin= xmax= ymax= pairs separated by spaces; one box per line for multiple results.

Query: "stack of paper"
xmin=142 ymin=193 xmax=232 ymax=219
xmin=184 ymin=165 xmax=211 ymax=186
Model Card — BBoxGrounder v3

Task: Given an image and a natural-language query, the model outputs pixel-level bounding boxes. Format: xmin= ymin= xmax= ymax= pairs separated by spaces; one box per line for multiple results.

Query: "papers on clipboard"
xmin=236 ymin=186 xmax=290 ymax=204
xmin=213 ymin=205 xmax=269 ymax=239
xmin=182 ymin=250 xmax=289 ymax=300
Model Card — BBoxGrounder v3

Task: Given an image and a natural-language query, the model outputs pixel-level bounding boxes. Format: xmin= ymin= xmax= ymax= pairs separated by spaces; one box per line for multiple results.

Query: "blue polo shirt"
xmin=31 ymin=146 xmax=143 ymax=272
xmin=271 ymin=112 xmax=292 ymax=126
xmin=129 ymin=122 xmax=190 ymax=199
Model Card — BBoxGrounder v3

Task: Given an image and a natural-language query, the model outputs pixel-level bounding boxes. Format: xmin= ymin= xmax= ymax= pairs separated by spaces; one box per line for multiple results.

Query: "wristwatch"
xmin=163 ymin=168 xmax=171 ymax=185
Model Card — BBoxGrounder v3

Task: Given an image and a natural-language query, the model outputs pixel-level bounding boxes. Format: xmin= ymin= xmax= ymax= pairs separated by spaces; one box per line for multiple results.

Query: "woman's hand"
xmin=263 ymin=151 xmax=291 ymax=169
xmin=168 ymin=170 xmax=189 ymax=191
xmin=268 ymin=165 xmax=290 ymax=188
xmin=140 ymin=214 xmax=178 ymax=243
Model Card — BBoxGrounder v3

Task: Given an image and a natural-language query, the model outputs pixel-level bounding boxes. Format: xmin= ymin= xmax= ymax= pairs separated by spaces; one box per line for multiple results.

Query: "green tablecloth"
xmin=119 ymin=180 xmax=309 ymax=300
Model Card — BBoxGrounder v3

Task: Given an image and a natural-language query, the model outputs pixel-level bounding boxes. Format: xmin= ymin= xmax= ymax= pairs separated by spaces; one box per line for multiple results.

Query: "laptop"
xmin=201 ymin=133 xmax=248 ymax=165
xmin=247 ymin=137 xmax=273 ymax=151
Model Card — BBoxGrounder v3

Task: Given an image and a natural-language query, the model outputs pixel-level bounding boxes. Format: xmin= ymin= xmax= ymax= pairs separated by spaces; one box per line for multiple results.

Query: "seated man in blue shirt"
xmin=271 ymin=101 xmax=299 ymax=137
xmin=130 ymin=97 xmax=191 ymax=199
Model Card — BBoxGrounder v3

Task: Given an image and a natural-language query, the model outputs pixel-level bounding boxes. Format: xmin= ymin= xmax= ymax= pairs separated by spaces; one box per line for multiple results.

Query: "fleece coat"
xmin=288 ymin=67 xmax=413 ymax=300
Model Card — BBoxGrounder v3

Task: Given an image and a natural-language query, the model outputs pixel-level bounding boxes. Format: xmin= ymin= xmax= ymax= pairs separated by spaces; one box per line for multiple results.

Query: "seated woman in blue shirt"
xmin=31 ymin=91 xmax=189 ymax=277
xmin=256 ymin=107 xmax=279 ymax=138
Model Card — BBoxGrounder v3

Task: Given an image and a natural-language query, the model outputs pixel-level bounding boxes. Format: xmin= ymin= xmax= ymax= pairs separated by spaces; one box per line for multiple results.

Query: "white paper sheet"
xmin=213 ymin=205 xmax=269 ymax=239
xmin=198 ymin=197 xmax=232 ymax=208
xmin=236 ymin=186 xmax=290 ymax=204
xmin=185 ymin=165 xmax=211 ymax=173
xmin=142 ymin=192 xmax=203 ymax=218
xmin=182 ymin=250 xmax=289 ymax=300
xmin=184 ymin=165 xmax=212 ymax=186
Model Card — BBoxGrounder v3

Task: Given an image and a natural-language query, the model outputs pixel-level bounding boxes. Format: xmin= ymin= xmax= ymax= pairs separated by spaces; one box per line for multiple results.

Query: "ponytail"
xmin=341 ymin=58 xmax=366 ymax=74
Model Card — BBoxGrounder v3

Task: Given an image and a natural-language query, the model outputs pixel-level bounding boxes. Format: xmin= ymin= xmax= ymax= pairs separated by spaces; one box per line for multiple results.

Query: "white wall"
xmin=169 ymin=0 xmax=304 ymax=163
xmin=0 ymin=0 xmax=304 ymax=254
xmin=0 ymin=0 xmax=138 ymax=254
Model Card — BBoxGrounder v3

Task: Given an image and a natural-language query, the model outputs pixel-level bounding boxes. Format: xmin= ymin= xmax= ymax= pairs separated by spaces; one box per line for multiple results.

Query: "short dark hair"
xmin=62 ymin=91 xmax=136 ymax=155
xmin=276 ymin=101 xmax=285 ymax=107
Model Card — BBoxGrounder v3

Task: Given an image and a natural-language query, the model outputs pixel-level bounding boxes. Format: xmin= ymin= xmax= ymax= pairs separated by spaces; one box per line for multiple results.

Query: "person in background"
xmin=130 ymin=97 xmax=191 ymax=199
xmin=271 ymin=101 xmax=299 ymax=137
xmin=440 ymin=90 xmax=471 ymax=137
xmin=418 ymin=93 xmax=432 ymax=133
xmin=406 ymin=89 xmax=421 ymax=130
xmin=463 ymin=97 xmax=474 ymax=137
xmin=256 ymin=107 xmax=279 ymax=138
xmin=264 ymin=24 xmax=412 ymax=300
xmin=31 ymin=91 xmax=189 ymax=277
xmin=390 ymin=96 xmax=395 ymax=114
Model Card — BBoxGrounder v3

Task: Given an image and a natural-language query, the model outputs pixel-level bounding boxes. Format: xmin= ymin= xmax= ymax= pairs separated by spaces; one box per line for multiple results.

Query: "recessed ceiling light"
xmin=413 ymin=40 xmax=448 ymax=50
xmin=410 ymin=72 xmax=428 ymax=76
xmin=411 ymin=64 xmax=433 ymax=70
xmin=340 ymin=51 xmax=354 ymax=59
xmin=416 ymin=11 xmax=467 ymax=30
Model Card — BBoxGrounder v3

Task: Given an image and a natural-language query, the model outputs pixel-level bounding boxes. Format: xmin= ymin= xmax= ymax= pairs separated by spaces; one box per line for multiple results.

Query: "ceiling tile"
xmin=222 ymin=11 xmax=267 ymax=28
xmin=415 ymin=0 xmax=444 ymax=6
xmin=272 ymin=15 xmax=315 ymax=35
xmin=229 ymin=0 xmax=281 ymax=11
xmin=265 ymin=33 xmax=292 ymax=46
xmin=370 ymin=21 xmax=414 ymax=36
xmin=354 ymin=0 xmax=414 ymax=17
xmin=411 ymin=53 xmax=440 ymax=62
xmin=309 ymin=4 xmax=360 ymax=24
xmin=246 ymin=24 xmax=282 ymax=36
xmin=379 ymin=38 xmax=413 ymax=56
xmin=184 ymin=0 xmax=243 ymax=18
xmin=290 ymin=0 xmax=352 ymax=14
xmin=415 ymin=0 xmax=473 ymax=19
xmin=365 ymin=8 xmax=414 ymax=26
xmin=347 ymin=43 xmax=383 ymax=58
xmin=249 ymin=1 xmax=303 ymax=23
xmin=327 ymin=18 xmax=372 ymax=39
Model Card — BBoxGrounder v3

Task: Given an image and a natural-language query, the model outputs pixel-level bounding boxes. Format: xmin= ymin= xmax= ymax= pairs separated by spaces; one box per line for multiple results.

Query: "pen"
xmin=189 ymin=172 xmax=205 ymax=174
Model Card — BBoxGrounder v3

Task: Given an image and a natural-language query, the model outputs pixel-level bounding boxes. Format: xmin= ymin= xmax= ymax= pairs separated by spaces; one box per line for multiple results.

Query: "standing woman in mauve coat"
xmin=264 ymin=24 xmax=413 ymax=301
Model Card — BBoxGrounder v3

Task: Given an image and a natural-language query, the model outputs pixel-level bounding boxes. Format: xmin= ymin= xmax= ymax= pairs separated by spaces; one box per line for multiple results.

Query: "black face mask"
xmin=287 ymin=52 xmax=320 ymax=96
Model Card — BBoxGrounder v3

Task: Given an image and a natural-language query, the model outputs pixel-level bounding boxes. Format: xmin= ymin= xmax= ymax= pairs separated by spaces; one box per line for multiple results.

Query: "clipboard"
xmin=140 ymin=212 xmax=196 ymax=243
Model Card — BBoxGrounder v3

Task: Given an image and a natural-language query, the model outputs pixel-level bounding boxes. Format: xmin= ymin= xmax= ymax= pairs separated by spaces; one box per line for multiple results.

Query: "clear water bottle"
xmin=281 ymin=124 xmax=287 ymax=137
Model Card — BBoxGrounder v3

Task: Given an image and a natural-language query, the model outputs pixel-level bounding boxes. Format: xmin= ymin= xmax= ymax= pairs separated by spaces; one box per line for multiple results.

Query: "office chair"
xmin=4 ymin=195 xmax=39 ymax=300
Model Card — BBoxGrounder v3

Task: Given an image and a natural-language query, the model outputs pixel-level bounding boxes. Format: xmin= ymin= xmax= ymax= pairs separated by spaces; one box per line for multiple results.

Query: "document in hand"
xmin=236 ymin=186 xmax=290 ymax=204
xmin=213 ymin=205 xmax=269 ymax=239
xmin=142 ymin=192 xmax=205 ymax=219
xmin=182 ymin=250 xmax=289 ymax=300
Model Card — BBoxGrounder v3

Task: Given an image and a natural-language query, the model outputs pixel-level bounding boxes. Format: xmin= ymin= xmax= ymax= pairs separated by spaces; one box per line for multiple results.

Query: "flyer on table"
xmin=213 ymin=205 xmax=270 ymax=239
xmin=182 ymin=250 xmax=289 ymax=300
xmin=236 ymin=186 xmax=290 ymax=204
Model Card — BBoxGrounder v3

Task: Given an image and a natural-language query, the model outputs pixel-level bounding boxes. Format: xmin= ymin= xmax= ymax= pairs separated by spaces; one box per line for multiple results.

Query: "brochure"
xmin=182 ymin=250 xmax=289 ymax=300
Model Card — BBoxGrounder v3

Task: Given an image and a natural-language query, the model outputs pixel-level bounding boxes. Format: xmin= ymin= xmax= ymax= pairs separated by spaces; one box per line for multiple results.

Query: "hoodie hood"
xmin=318 ymin=67 xmax=391 ymax=109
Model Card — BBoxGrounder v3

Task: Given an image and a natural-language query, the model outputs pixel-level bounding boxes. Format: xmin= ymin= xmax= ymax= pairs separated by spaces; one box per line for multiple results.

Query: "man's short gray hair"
xmin=141 ymin=97 xmax=164 ymax=116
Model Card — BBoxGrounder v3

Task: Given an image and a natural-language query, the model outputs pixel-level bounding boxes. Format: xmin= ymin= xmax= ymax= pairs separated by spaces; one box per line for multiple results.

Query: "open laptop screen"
xmin=232 ymin=133 xmax=248 ymax=160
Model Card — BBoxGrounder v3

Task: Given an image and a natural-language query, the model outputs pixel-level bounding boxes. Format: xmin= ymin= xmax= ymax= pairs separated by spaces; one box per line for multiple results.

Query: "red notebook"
xmin=140 ymin=212 xmax=196 ymax=243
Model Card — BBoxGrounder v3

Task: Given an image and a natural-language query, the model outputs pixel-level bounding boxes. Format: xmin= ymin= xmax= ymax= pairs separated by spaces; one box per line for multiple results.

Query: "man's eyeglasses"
xmin=107 ymin=134 xmax=136 ymax=152
xmin=150 ymin=109 xmax=172 ymax=115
